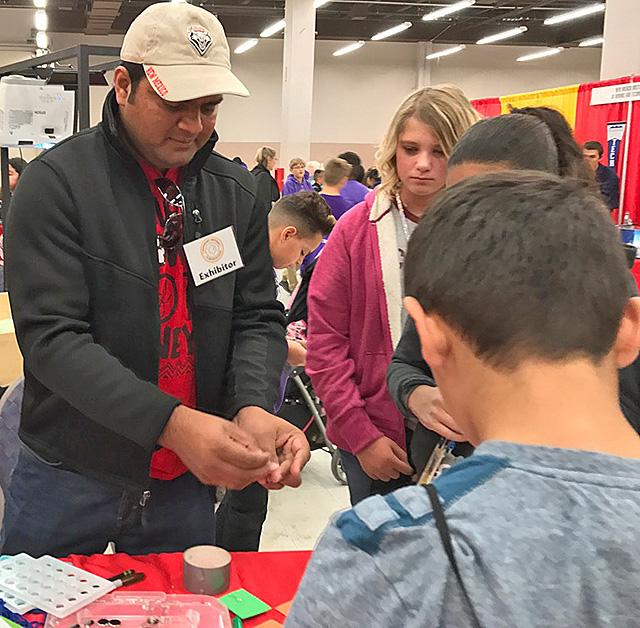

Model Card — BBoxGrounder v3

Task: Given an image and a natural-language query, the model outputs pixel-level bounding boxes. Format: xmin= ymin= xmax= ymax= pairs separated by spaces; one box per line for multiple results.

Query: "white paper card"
xmin=183 ymin=226 xmax=244 ymax=287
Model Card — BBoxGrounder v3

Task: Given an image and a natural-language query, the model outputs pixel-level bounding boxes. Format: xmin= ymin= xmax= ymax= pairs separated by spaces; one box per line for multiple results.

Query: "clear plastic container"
xmin=44 ymin=591 xmax=232 ymax=628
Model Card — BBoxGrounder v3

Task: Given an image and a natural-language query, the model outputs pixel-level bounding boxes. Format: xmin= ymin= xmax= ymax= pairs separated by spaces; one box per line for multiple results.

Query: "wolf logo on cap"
xmin=188 ymin=25 xmax=212 ymax=56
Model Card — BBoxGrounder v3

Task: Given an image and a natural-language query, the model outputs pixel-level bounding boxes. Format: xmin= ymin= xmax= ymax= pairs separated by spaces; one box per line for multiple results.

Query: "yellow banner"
xmin=500 ymin=84 xmax=580 ymax=129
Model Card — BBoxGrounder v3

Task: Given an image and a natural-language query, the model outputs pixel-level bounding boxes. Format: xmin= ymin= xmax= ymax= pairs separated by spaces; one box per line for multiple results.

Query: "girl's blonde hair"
xmin=255 ymin=146 xmax=277 ymax=168
xmin=376 ymin=84 xmax=480 ymax=195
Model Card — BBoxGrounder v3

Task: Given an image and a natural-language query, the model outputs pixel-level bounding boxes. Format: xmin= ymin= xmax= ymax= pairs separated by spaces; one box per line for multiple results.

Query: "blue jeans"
xmin=1 ymin=445 xmax=216 ymax=557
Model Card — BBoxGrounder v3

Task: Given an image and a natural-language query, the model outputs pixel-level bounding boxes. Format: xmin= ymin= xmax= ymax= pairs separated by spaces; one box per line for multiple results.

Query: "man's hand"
xmin=158 ymin=406 xmax=274 ymax=490
xmin=287 ymin=339 xmax=307 ymax=367
xmin=356 ymin=436 xmax=412 ymax=482
xmin=234 ymin=406 xmax=311 ymax=489
xmin=408 ymin=385 xmax=466 ymax=442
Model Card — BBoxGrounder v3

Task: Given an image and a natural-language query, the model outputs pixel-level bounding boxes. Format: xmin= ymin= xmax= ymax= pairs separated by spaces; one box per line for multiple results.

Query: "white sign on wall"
xmin=590 ymin=82 xmax=640 ymax=106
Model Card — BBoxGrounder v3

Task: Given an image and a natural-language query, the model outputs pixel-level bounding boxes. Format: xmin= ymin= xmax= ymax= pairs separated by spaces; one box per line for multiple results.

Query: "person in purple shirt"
xmin=320 ymin=157 xmax=352 ymax=221
xmin=282 ymin=157 xmax=314 ymax=196
xmin=338 ymin=151 xmax=370 ymax=209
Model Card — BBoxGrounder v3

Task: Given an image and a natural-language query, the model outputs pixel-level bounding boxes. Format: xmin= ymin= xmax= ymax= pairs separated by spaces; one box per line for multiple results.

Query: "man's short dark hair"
xmin=584 ymin=140 xmax=604 ymax=157
xmin=405 ymin=171 xmax=630 ymax=369
xmin=119 ymin=61 xmax=146 ymax=102
xmin=270 ymin=191 xmax=335 ymax=237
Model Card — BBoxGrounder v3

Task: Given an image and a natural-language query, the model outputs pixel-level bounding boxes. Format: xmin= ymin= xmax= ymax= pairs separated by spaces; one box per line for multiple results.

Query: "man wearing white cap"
xmin=2 ymin=2 xmax=309 ymax=556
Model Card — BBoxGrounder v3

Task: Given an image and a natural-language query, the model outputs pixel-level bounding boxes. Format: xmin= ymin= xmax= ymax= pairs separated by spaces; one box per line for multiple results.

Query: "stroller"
xmin=276 ymin=257 xmax=347 ymax=485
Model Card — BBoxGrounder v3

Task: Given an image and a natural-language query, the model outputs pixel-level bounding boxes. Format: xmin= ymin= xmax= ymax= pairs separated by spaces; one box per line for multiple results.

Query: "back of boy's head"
xmin=405 ymin=171 xmax=629 ymax=370
xmin=449 ymin=114 xmax=559 ymax=175
xmin=289 ymin=157 xmax=306 ymax=169
xmin=323 ymin=157 xmax=352 ymax=186
xmin=269 ymin=191 xmax=335 ymax=238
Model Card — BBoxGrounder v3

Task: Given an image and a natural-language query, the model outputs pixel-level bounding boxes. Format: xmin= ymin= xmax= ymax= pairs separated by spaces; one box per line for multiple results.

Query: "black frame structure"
xmin=0 ymin=44 xmax=120 ymax=218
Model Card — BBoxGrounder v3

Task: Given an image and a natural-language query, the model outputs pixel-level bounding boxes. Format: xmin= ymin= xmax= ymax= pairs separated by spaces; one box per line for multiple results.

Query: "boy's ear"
xmin=614 ymin=297 xmax=640 ymax=368
xmin=282 ymin=226 xmax=298 ymax=240
xmin=403 ymin=297 xmax=449 ymax=369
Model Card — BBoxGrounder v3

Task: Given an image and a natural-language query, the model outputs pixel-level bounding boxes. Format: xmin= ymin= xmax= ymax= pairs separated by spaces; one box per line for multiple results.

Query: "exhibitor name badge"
xmin=184 ymin=226 xmax=244 ymax=287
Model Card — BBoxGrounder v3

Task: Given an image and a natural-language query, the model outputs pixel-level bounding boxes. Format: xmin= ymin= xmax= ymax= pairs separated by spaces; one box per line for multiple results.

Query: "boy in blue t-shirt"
xmin=286 ymin=172 xmax=640 ymax=627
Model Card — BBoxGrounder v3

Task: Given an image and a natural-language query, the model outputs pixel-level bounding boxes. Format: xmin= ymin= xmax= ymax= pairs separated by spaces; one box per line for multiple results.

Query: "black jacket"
xmin=387 ymin=312 xmax=640 ymax=435
xmin=386 ymin=318 xmax=436 ymax=419
xmin=596 ymin=163 xmax=620 ymax=211
xmin=251 ymin=163 xmax=280 ymax=209
xmin=4 ymin=91 xmax=287 ymax=490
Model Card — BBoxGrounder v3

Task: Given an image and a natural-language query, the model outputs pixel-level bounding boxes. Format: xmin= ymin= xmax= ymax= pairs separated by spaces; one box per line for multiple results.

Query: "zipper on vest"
xmin=139 ymin=490 xmax=151 ymax=507
xmin=192 ymin=208 xmax=203 ymax=239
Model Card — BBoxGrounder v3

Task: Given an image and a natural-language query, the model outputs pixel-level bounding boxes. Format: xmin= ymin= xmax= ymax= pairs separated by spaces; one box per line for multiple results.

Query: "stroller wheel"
xmin=331 ymin=449 xmax=348 ymax=486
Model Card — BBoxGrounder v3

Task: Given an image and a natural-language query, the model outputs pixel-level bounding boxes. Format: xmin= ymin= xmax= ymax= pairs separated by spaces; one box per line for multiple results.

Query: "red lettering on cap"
xmin=145 ymin=66 xmax=169 ymax=98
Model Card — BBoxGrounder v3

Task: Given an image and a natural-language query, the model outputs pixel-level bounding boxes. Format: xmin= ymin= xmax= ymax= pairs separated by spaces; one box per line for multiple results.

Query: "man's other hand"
xmin=234 ymin=406 xmax=311 ymax=489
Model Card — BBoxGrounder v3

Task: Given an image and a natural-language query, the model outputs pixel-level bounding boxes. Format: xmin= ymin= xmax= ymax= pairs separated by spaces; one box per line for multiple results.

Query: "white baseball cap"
xmin=120 ymin=2 xmax=249 ymax=102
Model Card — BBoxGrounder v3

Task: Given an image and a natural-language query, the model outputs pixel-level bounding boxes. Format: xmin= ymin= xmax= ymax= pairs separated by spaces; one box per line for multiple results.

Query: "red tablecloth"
xmin=56 ymin=550 xmax=311 ymax=627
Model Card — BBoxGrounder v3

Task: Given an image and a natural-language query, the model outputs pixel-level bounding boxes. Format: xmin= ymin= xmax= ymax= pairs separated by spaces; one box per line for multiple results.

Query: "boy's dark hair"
xmin=449 ymin=114 xmax=559 ymax=175
xmin=584 ymin=140 xmax=604 ymax=157
xmin=508 ymin=106 xmax=592 ymax=181
xmin=405 ymin=171 xmax=630 ymax=370
xmin=270 ymin=191 xmax=335 ymax=237
xmin=119 ymin=61 xmax=146 ymax=102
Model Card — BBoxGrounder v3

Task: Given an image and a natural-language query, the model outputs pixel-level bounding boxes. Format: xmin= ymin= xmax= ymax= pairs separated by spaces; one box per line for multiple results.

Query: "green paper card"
xmin=219 ymin=588 xmax=271 ymax=619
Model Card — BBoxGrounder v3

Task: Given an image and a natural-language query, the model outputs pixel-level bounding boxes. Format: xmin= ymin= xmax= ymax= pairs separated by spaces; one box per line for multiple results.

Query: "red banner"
xmin=574 ymin=76 xmax=640 ymax=222
xmin=471 ymin=97 xmax=502 ymax=118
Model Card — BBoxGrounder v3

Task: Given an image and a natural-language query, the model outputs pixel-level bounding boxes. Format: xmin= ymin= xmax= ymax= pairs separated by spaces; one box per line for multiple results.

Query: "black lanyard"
xmin=424 ymin=484 xmax=483 ymax=628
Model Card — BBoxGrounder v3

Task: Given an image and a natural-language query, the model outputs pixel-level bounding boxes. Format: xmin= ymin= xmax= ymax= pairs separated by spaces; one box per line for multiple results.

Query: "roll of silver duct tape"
xmin=183 ymin=545 xmax=232 ymax=595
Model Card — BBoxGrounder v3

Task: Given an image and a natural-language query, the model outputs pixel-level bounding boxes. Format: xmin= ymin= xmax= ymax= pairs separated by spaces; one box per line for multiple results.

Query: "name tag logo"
xmin=200 ymin=236 xmax=225 ymax=264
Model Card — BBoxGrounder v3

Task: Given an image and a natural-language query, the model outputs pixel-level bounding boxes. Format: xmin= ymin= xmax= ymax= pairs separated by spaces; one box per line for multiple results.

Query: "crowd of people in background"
xmin=1 ymin=4 xmax=640 ymax=625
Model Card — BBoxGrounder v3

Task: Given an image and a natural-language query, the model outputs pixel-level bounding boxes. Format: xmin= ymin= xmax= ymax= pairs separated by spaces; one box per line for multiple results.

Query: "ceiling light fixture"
xmin=517 ymin=47 xmax=563 ymax=62
xmin=426 ymin=44 xmax=466 ymax=59
xmin=422 ymin=0 xmax=475 ymax=21
xmin=36 ymin=31 xmax=48 ymax=49
xmin=544 ymin=3 xmax=604 ymax=26
xmin=476 ymin=25 xmax=527 ymax=45
xmin=234 ymin=39 xmax=258 ymax=54
xmin=333 ymin=40 xmax=365 ymax=56
xmin=33 ymin=0 xmax=47 ymax=8
xmin=260 ymin=19 xmax=286 ymax=38
xmin=371 ymin=21 xmax=412 ymax=41
xmin=314 ymin=0 xmax=331 ymax=8
xmin=579 ymin=35 xmax=605 ymax=47
xmin=34 ymin=9 xmax=48 ymax=31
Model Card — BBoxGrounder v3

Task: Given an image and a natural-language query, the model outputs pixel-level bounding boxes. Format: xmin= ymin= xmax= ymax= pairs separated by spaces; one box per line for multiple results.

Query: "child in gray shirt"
xmin=286 ymin=172 xmax=640 ymax=628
